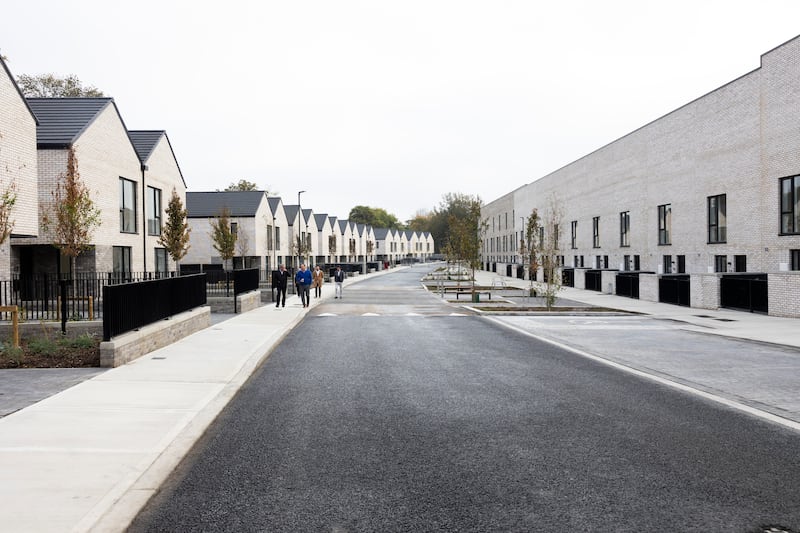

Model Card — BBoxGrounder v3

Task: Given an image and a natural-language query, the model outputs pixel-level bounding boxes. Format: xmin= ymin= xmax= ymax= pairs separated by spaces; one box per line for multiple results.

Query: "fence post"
xmin=59 ymin=279 xmax=68 ymax=335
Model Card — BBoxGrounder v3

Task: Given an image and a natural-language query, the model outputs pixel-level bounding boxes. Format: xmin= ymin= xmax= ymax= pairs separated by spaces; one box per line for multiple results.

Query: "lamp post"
xmin=272 ymin=215 xmax=277 ymax=273
xmin=297 ymin=190 xmax=305 ymax=269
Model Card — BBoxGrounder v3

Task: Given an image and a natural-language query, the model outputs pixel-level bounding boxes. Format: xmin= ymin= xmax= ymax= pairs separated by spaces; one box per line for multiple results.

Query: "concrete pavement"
xmin=1 ymin=264 xmax=799 ymax=532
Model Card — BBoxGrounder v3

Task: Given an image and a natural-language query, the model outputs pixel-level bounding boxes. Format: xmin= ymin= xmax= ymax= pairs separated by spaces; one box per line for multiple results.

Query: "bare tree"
xmin=210 ymin=207 xmax=237 ymax=270
xmin=236 ymin=227 xmax=250 ymax=268
xmin=158 ymin=188 xmax=191 ymax=268
xmin=534 ymin=194 xmax=564 ymax=310
xmin=42 ymin=148 xmax=101 ymax=274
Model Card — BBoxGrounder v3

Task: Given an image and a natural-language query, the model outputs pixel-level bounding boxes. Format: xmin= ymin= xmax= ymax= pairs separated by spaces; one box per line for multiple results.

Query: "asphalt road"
xmin=129 ymin=265 xmax=800 ymax=532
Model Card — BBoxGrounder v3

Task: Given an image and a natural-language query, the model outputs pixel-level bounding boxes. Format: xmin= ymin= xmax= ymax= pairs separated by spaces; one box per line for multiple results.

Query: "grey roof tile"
xmin=186 ymin=191 xmax=266 ymax=218
xmin=27 ymin=97 xmax=114 ymax=147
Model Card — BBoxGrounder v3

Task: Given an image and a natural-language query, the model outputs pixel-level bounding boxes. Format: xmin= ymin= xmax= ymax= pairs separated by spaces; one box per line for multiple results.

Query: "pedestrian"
xmin=274 ymin=264 xmax=290 ymax=308
xmin=312 ymin=265 xmax=324 ymax=298
xmin=295 ymin=263 xmax=312 ymax=307
xmin=333 ymin=265 xmax=345 ymax=299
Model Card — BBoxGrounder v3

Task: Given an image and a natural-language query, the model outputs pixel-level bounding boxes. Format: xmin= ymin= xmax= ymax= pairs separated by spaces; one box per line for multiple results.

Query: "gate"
xmin=721 ymin=274 xmax=768 ymax=314
xmin=616 ymin=272 xmax=640 ymax=299
xmin=585 ymin=270 xmax=602 ymax=291
xmin=659 ymin=275 xmax=690 ymax=307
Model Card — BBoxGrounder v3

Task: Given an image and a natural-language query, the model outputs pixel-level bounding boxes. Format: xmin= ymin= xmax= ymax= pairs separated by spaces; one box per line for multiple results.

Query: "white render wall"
xmin=482 ymin=35 xmax=800 ymax=317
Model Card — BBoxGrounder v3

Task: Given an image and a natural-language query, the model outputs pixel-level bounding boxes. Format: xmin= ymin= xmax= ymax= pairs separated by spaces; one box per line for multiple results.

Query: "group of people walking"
xmin=273 ymin=264 xmax=346 ymax=308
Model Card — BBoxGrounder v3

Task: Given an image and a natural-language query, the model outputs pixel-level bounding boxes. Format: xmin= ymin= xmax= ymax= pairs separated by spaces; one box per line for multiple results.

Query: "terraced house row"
xmin=182 ymin=191 xmax=435 ymax=272
xmin=0 ymin=56 xmax=433 ymax=285
xmin=481 ymin=35 xmax=800 ymax=318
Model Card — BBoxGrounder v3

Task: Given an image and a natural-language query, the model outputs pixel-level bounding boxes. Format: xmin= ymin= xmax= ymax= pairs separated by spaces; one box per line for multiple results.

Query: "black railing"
xmin=659 ymin=275 xmax=690 ymax=307
xmin=721 ymin=274 xmax=768 ymax=314
xmin=585 ymin=270 xmax=602 ymax=291
xmin=234 ymin=268 xmax=260 ymax=296
xmin=616 ymin=272 xmax=640 ymax=299
xmin=103 ymin=274 xmax=207 ymax=341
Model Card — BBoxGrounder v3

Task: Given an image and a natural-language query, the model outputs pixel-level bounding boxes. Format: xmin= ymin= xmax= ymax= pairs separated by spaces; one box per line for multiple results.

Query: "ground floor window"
xmin=677 ymin=255 xmax=685 ymax=274
xmin=714 ymin=254 xmax=727 ymax=273
xmin=791 ymin=250 xmax=800 ymax=270
xmin=734 ymin=254 xmax=747 ymax=272
xmin=113 ymin=246 xmax=132 ymax=275
xmin=155 ymin=248 xmax=167 ymax=274
xmin=663 ymin=255 xmax=672 ymax=274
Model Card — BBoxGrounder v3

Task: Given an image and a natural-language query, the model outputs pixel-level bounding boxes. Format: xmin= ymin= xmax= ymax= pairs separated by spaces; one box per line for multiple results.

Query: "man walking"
xmin=274 ymin=264 xmax=290 ymax=308
xmin=333 ymin=265 xmax=345 ymax=299
xmin=295 ymin=263 xmax=312 ymax=307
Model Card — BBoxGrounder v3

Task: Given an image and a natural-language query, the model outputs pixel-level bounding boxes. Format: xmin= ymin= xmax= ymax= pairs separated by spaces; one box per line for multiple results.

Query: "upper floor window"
xmin=570 ymin=220 xmax=577 ymax=249
xmin=708 ymin=194 xmax=727 ymax=243
xmin=146 ymin=186 xmax=162 ymax=236
xmin=619 ymin=211 xmax=630 ymax=247
xmin=592 ymin=216 xmax=600 ymax=248
xmin=658 ymin=204 xmax=671 ymax=245
xmin=155 ymin=248 xmax=167 ymax=274
xmin=119 ymin=178 xmax=137 ymax=233
xmin=780 ymin=175 xmax=800 ymax=234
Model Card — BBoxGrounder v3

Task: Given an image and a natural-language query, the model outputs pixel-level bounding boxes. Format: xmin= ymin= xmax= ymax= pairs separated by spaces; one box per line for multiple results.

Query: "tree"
xmin=521 ymin=208 xmax=541 ymax=295
xmin=158 ymin=188 xmax=191 ymax=267
xmin=328 ymin=234 xmax=337 ymax=258
xmin=16 ymin=74 xmax=103 ymax=97
xmin=536 ymin=194 xmax=565 ymax=310
xmin=224 ymin=179 xmax=258 ymax=191
xmin=446 ymin=195 xmax=485 ymax=299
xmin=236 ymin=227 xmax=250 ymax=267
xmin=0 ymin=180 xmax=16 ymax=245
xmin=43 ymin=148 xmax=102 ymax=273
xmin=348 ymin=205 xmax=403 ymax=229
xmin=406 ymin=210 xmax=432 ymax=233
xmin=210 ymin=207 xmax=237 ymax=269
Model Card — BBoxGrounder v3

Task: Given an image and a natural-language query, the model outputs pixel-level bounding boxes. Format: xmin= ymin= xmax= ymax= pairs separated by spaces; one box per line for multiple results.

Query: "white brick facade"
xmin=483 ymin=36 xmax=800 ymax=317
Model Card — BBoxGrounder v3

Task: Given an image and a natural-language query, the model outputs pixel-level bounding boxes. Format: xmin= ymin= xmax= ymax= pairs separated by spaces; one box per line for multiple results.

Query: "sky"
xmin=2 ymin=1 xmax=800 ymax=223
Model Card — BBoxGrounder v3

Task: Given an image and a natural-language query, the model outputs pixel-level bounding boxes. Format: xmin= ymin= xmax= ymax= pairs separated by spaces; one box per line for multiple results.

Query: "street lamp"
xmin=297 ymin=190 xmax=305 ymax=269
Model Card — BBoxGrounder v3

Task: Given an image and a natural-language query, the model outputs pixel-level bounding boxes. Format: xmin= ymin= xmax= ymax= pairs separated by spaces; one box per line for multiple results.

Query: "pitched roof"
xmin=314 ymin=213 xmax=329 ymax=229
xmin=284 ymin=205 xmax=299 ymax=225
xmin=128 ymin=130 xmax=164 ymax=162
xmin=302 ymin=208 xmax=313 ymax=225
xmin=27 ymin=97 xmax=118 ymax=148
xmin=267 ymin=197 xmax=283 ymax=217
xmin=186 ymin=191 xmax=266 ymax=218
xmin=373 ymin=228 xmax=390 ymax=240
xmin=336 ymin=219 xmax=349 ymax=233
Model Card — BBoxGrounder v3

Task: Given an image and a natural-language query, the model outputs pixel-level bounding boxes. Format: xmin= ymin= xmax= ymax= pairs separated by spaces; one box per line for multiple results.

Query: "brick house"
xmin=482 ymin=35 xmax=800 ymax=317
xmin=11 ymin=97 xmax=187 ymax=277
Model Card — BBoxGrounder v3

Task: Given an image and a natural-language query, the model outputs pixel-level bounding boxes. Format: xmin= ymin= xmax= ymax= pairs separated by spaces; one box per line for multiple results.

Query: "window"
xmin=119 ymin=178 xmax=137 ymax=233
xmin=146 ymin=186 xmax=162 ymax=236
xmin=791 ymin=250 xmax=800 ymax=270
xmin=623 ymin=254 xmax=630 ymax=271
xmin=714 ymin=254 xmax=727 ymax=273
xmin=663 ymin=255 xmax=672 ymax=274
xmin=708 ymin=194 xmax=727 ymax=243
xmin=266 ymin=224 xmax=273 ymax=250
xmin=658 ymin=204 xmax=671 ymax=245
xmin=554 ymin=224 xmax=559 ymax=250
xmin=113 ymin=246 xmax=132 ymax=275
xmin=677 ymin=255 xmax=685 ymax=274
xmin=592 ymin=217 xmax=600 ymax=248
xmin=155 ymin=248 xmax=167 ymax=274
xmin=620 ymin=211 xmax=630 ymax=247
xmin=734 ymin=255 xmax=747 ymax=272
xmin=633 ymin=255 xmax=640 ymax=270
xmin=780 ymin=175 xmax=800 ymax=234
xmin=571 ymin=221 xmax=577 ymax=249
xmin=231 ymin=222 xmax=238 ymax=236
xmin=275 ymin=226 xmax=281 ymax=249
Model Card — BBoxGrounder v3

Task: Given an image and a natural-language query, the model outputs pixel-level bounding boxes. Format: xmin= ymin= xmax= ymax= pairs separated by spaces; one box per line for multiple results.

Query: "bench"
xmin=455 ymin=291 xmax=491 ymax=300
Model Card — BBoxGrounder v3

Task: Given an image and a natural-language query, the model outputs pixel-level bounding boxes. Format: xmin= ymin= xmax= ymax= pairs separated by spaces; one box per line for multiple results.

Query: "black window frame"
xmin=708 ymin=194 xmax=727 ymax=244
xmin=619 ymin=211 xmax=630 ymax=247
xmin=791 ymin=249 xmax=800 ymax=270
xmin=119 ymin=177 xmax=137 ymax=234
xmin=570 ymin=220 xmax=577 ymax=249
xmin=592 ymin=216 xmax=600 ymax=248
xmin=658 ymin=204 xmax=671 ymax=245
xmin=780 ymin=175 xmax=800 ymax=234
xmin=113 ymin=246 xmax=132 ymax=275
xmin=146 ymin=186 xmax=162 ymax=236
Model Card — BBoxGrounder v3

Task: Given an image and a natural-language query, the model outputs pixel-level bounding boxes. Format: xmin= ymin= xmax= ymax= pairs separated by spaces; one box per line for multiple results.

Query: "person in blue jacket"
xmin=295 ymin=263 xmax=312 ymax=307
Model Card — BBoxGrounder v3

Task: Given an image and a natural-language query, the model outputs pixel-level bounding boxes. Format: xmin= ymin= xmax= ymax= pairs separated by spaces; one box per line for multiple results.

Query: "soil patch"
xmin=0 ymin=336 xmax=101 ymax=369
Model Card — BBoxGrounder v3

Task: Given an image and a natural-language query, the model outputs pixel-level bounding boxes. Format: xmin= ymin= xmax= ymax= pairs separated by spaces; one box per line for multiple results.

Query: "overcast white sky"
xmin=2 ymin=1 xmax=800 ymax=222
